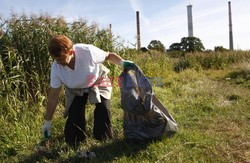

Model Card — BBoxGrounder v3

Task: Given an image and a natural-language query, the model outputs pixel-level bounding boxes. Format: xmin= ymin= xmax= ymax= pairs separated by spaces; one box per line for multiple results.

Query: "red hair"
xmin=48 ymin=35 xmax=73 ymax=57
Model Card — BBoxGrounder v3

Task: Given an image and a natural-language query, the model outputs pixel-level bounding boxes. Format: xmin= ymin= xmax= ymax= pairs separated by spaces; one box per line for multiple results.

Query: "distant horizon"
xmin=1 ymin=0 xmax=249 ymax=50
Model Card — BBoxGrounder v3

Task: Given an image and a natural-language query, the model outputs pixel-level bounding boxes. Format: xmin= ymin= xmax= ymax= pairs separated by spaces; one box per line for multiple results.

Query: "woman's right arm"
xmin=45 ymin=86 xmax=61 ymax=120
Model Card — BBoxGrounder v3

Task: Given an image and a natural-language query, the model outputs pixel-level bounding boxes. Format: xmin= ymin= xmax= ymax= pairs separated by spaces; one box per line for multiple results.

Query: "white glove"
xmin=42 ymin=120 xmax=51 ymax=138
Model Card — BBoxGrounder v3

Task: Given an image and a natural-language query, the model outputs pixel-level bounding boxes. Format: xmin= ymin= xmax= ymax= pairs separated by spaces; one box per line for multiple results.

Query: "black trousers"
xmin=64 ymin=93 xmax=113 ymax=147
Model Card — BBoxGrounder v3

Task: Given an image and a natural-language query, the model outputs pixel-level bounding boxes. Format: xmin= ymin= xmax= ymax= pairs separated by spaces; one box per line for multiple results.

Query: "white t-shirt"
xmin=50 ymin=44 xmax=107 ymax=88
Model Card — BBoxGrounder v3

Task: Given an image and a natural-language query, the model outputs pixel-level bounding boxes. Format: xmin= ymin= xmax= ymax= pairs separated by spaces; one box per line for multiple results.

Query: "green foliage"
xmin=140 ymin=47 xmax=148 ymax=52
xmin=226 ymin=69 xmax=250 ymax=87
xmin=180 ymin=37 xmax=205 ymax=52
xmin=136 ymin=51 xmax=172 ymax=79
xmin=173 ymin=51 xmax=250 ymax=72
xmin=0 ymin=47 xmax=29 ymax=101
xmin=227 ymin=70 xmax=250 ymax=80
xmin=174 ymin=58 xmax=193 ymax=72
xmin=147 ymin=40 xmax=166 ymax=52
xmin=169 ymin=37 xmax=205 ymax=53
xmin=169 ymin=42 xmax=182 ymax=51
xmin=214 ymin=46 xmax=228 ymax=52
xmin=167 ymin=50 xmax=185 ymax=58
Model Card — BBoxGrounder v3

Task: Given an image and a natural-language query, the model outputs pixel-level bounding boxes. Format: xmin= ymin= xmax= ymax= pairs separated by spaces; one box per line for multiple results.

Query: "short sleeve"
xmin=89 ymin=45 xmax=108 ymax=63
xmin=50 ymin=62 xmax=62 ymax=88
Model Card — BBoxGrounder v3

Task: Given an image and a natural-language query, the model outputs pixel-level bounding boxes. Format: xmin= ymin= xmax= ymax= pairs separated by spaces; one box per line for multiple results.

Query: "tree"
xmin=169 ymin=42 xmax=182 ymax=51
xmin=140 ymin=47 xmax=148 ymax=52
xmin=214 ymin=46 xmax=228 ymax=52
xmin=180 ymin=37 xmax=205 ymax=52
xmin=168 ymin=37 xmax=205 ymax=53
xmin=147 ymin=40 xmax=166 ymax=52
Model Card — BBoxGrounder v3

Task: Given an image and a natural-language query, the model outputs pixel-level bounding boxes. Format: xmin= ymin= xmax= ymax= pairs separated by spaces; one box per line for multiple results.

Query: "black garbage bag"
xmin=120 ymin=64 xmax=177 ymax=140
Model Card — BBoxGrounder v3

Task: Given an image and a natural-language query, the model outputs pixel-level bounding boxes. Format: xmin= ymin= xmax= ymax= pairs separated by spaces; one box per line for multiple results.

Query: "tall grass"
xmin=173 ymin=51 xmax=250 ymax=72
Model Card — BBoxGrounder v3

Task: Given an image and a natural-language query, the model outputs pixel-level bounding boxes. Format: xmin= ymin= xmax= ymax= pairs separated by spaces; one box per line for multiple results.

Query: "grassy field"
xmin=1 ymin=51 xmax=249 ymax=162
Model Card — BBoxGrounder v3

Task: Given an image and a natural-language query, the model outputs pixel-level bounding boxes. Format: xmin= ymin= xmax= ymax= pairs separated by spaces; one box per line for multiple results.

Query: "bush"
xmin=167 ymin=51 xmax=185 ymax=58
xmin=214 ymin=46 xmax=228 ymax=52
xmin=174 ymin=58 xmax=193 ymax=72
xmin=172 ymin=51 xmax=250 ymax=72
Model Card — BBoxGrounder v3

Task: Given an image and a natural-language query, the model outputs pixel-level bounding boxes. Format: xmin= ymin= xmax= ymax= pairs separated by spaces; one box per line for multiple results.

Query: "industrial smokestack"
xmin=187 ymin=5 xmax=194 ymax=37
xmin=109 ymin=24 xmax=112 ymax=41
xmin=228 ymin=1 xmax=234 ymax=50
xmin=136 ymin=11 xmax=141 ymax=50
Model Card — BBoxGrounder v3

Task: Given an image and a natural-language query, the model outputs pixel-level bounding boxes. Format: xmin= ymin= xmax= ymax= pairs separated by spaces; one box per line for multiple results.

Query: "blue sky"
xmin=1 ymin=0 xmax=249 ymax=50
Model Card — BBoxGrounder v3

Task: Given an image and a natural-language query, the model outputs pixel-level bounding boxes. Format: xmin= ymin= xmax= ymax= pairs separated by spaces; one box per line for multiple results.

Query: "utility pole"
xmin=136 ymin=11 xmax=141 ymax=50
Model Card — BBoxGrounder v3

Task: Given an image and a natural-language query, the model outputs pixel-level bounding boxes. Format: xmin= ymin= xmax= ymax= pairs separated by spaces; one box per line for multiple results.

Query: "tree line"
xmin=142 ymin=36 xmax=229 ymax=53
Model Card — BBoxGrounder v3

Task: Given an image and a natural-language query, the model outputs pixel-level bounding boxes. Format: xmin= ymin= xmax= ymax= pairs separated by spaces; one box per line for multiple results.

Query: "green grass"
xmin=1 ymin=56 xmax=250 ymax=162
